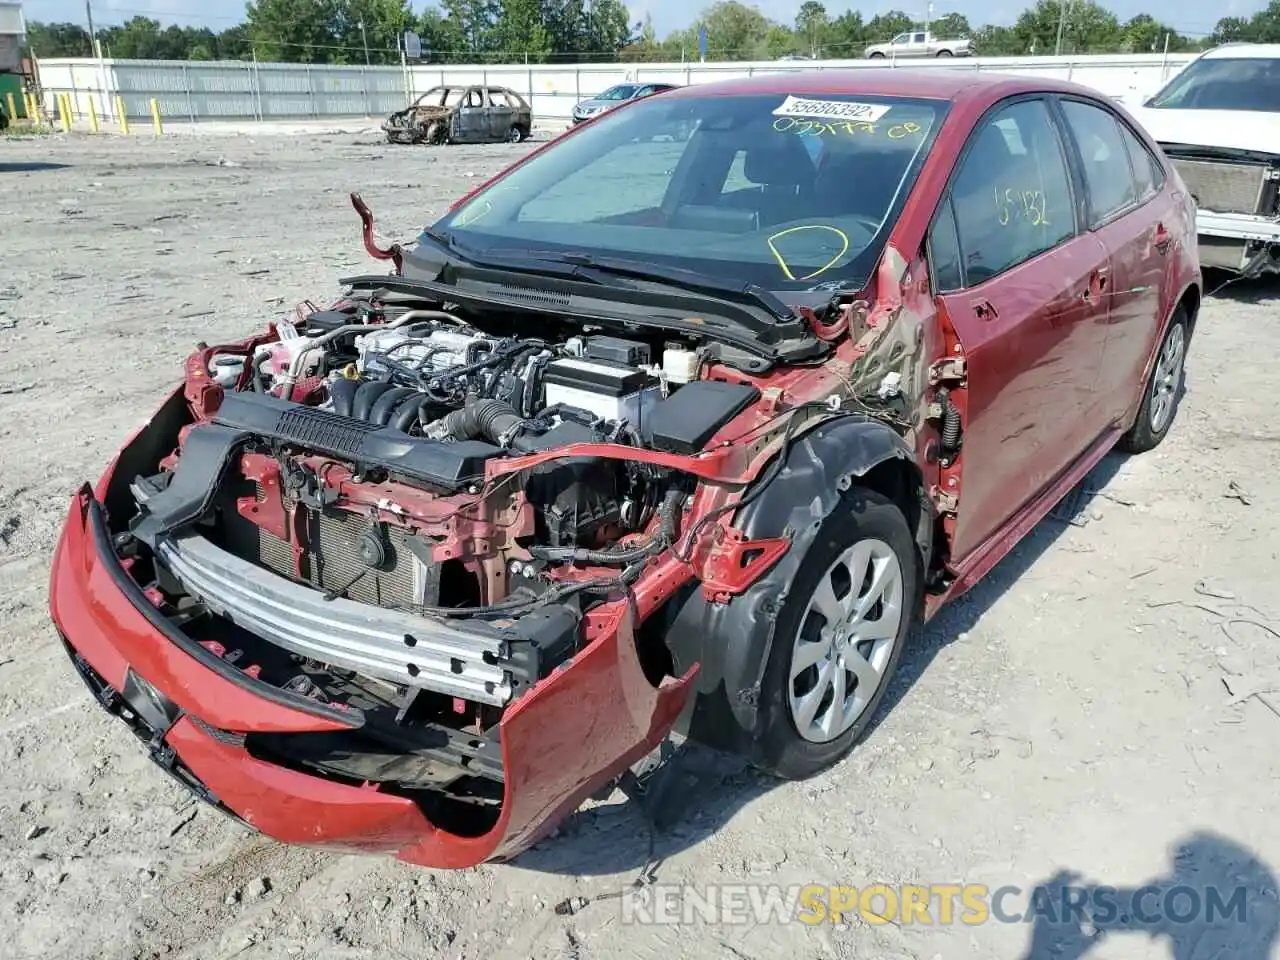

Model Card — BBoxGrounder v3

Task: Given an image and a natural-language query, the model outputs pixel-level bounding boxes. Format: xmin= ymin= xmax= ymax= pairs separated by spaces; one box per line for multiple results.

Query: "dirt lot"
xmin=2 ymin=130 xmax=1280 ymax=960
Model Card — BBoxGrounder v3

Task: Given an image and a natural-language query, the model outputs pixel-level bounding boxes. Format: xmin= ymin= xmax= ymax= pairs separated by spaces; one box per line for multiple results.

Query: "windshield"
xmin=1147 ymin=57 xmax=1280 ymax=112
xmin=598 ymin=85 xmax=640 ymax=101
xmin=434 ymin=92 xmax=946 ymax=292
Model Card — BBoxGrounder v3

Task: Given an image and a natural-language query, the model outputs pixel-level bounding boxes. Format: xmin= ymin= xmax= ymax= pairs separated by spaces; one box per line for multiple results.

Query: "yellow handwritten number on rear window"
xmin=994 ymin=186 xmax=1050 ymax=227
xmin=767 ymin=225 xmax=851 ymax=281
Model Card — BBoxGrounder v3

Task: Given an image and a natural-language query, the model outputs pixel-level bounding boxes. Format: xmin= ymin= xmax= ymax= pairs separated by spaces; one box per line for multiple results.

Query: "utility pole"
xmin=1054 ymin=0 xmax=1071 ymax=56
xmin=360 ymin=20 xmax=370 ymax=65
xmin=85 ymin=0 xmax=110 ymax=120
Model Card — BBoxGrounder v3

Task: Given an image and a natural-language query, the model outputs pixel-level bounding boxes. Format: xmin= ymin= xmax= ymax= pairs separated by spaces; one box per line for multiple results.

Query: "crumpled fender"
xmin=664 ymin=414 xmax=929 ymax=754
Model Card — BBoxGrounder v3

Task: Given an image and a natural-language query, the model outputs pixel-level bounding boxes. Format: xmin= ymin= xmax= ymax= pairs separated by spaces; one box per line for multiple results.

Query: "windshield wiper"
xmin=539 ymin=252 xmax=796 ymax=319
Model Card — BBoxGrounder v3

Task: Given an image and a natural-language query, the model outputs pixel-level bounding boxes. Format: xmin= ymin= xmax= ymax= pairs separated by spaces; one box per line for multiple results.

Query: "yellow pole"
xmin=116 ymin=96 xmax=129 ymax=134
xmin=4 ymin=93 xmax=15 ymax=125
xmin=149 ymin=98 xmax=162 ymax=136
xmin=57 ymin=94 xmax=70 ymax=132
xmin=88 ymin=98 xmax=100 ymax=133
xmin=24 ymin=92 xmax=36 ymax=124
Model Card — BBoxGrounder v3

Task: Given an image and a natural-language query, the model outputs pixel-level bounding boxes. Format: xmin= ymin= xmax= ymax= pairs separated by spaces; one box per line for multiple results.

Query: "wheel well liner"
xmin=661 ymin=415 xmax=932 ymax=754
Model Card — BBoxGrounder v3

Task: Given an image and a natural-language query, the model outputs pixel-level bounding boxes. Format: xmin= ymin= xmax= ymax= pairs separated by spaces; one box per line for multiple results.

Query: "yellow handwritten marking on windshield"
xmin=771 ymin=117 xmax=922 ymax=139
xmin=767 ymin=225 xmax=851 ymax=281
xmin=994 ymin=186 xmax=1051 ymax=227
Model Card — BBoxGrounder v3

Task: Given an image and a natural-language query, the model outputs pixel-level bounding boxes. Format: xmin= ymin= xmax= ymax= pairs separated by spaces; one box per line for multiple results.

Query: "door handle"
xmin=971 ymin=298 xmax=998 ymax=321
xmin=1153 ymin=223 xmax=1172 ymax=255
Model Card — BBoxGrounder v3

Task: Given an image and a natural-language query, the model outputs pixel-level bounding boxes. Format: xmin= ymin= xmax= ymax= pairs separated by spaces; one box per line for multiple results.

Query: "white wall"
xmin=36 ymin=52 xmax=1199 ymax=125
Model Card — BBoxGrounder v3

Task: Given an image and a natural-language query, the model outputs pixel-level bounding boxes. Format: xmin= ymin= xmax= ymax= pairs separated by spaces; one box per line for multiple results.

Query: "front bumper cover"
xmin=50 ymin=483 xmax=695 ymax=867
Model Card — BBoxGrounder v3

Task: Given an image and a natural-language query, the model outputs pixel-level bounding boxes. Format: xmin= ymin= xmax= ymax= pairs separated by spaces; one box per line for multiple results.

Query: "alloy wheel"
xmin=1150 ymin=322 xmax=1186 ymax=433
xmin=788 ymin=539 xmax=905 ymax=743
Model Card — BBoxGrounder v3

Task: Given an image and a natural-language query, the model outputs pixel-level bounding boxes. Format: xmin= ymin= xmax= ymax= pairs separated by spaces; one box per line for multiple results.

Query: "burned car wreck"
xmin=383 ymin=84 xmax=533 ymax=145
xmin=51 ymin=72 xmax=1199 ymax=868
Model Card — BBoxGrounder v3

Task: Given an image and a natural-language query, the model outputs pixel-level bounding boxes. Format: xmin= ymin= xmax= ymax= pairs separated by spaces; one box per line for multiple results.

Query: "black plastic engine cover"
xmin=642 ymin=381 xmax=760 ymax=454
xmin=211 ymin=392 xmax=502 ymax=492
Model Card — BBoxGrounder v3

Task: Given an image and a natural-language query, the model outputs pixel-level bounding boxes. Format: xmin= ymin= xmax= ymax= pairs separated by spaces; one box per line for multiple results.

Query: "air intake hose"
xmin=433 ymin=399 xmax=527 ymax=446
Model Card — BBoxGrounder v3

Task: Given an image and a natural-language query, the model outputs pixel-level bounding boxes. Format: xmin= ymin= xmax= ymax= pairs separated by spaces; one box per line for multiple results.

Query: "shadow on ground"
xmin=1020 ymin=830 xmax=1279 ymax=959
xmin=0 ymin=161 xmax=69 ymax=173
xmin=517 ymin=453 xmax=1137 ymax=878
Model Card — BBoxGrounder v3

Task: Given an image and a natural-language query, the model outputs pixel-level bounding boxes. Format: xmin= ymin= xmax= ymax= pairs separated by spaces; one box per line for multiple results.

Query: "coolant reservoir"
xmin=662 ymin=346 xmax=699 ymax=384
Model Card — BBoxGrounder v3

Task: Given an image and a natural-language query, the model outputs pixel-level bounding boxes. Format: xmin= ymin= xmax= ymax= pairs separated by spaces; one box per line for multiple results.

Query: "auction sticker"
xmin=772 ymin=95 xmax=891 ymax=122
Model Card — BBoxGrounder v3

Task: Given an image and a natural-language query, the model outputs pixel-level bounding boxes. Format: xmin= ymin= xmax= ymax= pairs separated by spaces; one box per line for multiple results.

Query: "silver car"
xmin=571 ymin=82 xmax=680 ymax=125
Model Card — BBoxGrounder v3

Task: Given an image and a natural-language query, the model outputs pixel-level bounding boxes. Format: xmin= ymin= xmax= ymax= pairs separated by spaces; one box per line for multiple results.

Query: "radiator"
xmin=1171 ymin=158 xmax=1269 ymax=216
xmin=246 ymin=486 xmax=438 ymax=610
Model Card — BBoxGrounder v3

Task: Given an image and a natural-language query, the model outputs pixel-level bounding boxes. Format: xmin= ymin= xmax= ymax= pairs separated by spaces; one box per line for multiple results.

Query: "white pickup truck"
xmin=865 ymin=30 xmax=972 ymax=59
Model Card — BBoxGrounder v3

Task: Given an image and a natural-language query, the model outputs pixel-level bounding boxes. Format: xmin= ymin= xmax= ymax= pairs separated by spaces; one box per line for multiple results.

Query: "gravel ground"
xmin=2 ymin=130 xmax=1280 ymax=960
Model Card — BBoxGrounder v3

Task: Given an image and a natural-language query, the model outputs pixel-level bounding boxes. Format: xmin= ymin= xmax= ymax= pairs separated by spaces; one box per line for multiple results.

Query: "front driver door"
xmin=931 ymin=97 xmax=1112 ymax=564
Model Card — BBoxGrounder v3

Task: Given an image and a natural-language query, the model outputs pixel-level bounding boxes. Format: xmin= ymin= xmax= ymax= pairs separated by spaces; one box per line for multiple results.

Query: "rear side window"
xmin=1118 ymin=122 xmax=1164 ymax=201
xmin=948 ymin=99 xmax=1076 ymax=284
xmin=1060 ymin=100 xmax=1137 ymax=225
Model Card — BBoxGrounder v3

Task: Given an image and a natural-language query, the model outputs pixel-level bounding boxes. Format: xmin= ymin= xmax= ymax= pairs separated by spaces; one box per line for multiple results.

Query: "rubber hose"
xmin=353 ymin=380 xmax=395 ymax=421
xmin=369 ymin=387 xmax=419 ymax=426
xmin=531 ymin=489 xmax=684 ymax=565
xmin=390 ymin=395 xmax=422 ymax=434
xmin=438 ymin=398 xmax=526 ymax=445
xmin=329 ymin=378 xmax=359 ymax=418
xmin=939 ymin=387 xmax=962 ymax=451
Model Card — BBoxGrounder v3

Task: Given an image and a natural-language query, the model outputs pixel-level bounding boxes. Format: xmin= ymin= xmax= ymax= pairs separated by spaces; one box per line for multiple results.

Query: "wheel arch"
xmin=660 ymin=415 xmax=932 ymax=755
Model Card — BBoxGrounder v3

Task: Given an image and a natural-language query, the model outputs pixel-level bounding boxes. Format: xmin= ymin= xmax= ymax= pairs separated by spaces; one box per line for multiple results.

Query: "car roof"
xmin=1201 ymin=43 xmax=1280 ymax=59
xmin=657 ymin=68 xmax=1109 ymax=105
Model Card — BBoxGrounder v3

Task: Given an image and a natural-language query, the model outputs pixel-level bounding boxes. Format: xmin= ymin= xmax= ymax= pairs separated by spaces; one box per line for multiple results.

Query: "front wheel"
xmin=750 ymin=488 xmax=917 ymax=780
xmin=869 ymin=51 xmax=886 ymax=59
xmin=1117 ymin=307 xmax=1188 ymax=454
xmin=935 ymin=49 xmax=954 ymax=57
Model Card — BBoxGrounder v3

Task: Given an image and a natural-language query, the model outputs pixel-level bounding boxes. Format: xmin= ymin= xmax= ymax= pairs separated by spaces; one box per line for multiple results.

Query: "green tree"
xmin=332 ymin=0 xmax=414 ymax=64
xmin=864 ymin=10 xmax=915 ymax=44
xmin=1119 ymin=13 xmax=1185 ymax=52
xmin=695 ymin=1 xmax=774 ymax=59
xmin=245 ymin=0 xmax=340 ymax=61
xmin=795 ymin=1 xmax=827 ymax=56
xmin=25 ymin=22 xmax=92 ymax=57
xmin=826 ymin=10 xmax=864 ymax=57
xmin=417 ymin=7 xmax=466 ymax=59
xmin=930 ymin=12 xmax=970 ymax=38
xmin=492 ymin=0 xmax=553 ymax=60
xmin=971 ymin=23 xmax=1024 ymax=55
xmin=1012 ymin=0 xmax=1120 ymax=55
xmin=1211 ymin=16 xmax=1252 ymax=43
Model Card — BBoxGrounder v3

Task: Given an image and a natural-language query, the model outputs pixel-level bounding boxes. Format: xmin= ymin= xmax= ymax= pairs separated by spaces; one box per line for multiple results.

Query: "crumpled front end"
xmin=1163 ymin=147 xmax=1280 ymax=275
xmin=51 ymin=473 xmax=694 ymax=866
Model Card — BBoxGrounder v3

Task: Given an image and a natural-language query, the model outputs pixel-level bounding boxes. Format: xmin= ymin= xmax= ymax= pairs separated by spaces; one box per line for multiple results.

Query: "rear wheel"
xmin=1118 ymin=307 xmax=1188 ymax=454
xmin=750 ymin=488 xmax=917 ymax=780
xmin=869 ymin=51 xmax=886 ymax=59
xmin=506 ymin=124 xmax=524 ymax=143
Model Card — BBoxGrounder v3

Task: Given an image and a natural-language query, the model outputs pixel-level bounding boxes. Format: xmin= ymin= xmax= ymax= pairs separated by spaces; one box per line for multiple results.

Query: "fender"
xmin=662 ymin=414 xmax=932 ymax=755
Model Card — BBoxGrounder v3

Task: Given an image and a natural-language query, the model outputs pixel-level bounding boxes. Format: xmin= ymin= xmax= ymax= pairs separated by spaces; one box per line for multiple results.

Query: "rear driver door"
xmin=930 ymin=97 xmax=1112 ymax=564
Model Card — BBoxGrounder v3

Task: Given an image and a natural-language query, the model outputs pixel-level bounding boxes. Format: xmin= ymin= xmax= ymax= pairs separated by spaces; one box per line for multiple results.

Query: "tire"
xmin=936 ymin=49 xmax=954 ymax=57
xmin=506 ymin=124 xmax=523 ymax=143
xmin=869 ymin=51 xmax=886 ymax=59
xmin=1117 ymin=306 xmax=1189 ymax=454
xmin=749 ymin=487 xmax=918 ymax=780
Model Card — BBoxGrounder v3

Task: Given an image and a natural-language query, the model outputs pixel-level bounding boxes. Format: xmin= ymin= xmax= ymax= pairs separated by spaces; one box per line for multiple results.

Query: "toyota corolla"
xmin=50 ymin=71 xmax=1200 ymax=869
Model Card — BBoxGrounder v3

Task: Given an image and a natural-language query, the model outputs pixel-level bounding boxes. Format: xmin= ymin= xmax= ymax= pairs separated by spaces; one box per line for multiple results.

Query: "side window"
xmin=1059 ymin=100 xmax=1137 ymax=225
xmin=1118 ymin=122 xmax=1164 ymax=201
xmin=912 ymin=32 xmax=926 ymax=43
xmin=949 ymin=99 xmax=1076 ymax=285
xmin=930 ymin=195 xmax=964 ymax=291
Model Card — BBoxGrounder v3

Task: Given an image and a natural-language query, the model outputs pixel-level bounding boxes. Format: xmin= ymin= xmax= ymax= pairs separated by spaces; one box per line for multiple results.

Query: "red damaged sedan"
xmin=49 ymin=71 xmax=1199 ymax=868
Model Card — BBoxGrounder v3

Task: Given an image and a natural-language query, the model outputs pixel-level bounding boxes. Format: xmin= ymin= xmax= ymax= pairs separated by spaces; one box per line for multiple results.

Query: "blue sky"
xmin=20 ymin=0 xmax=1270 ymax=41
